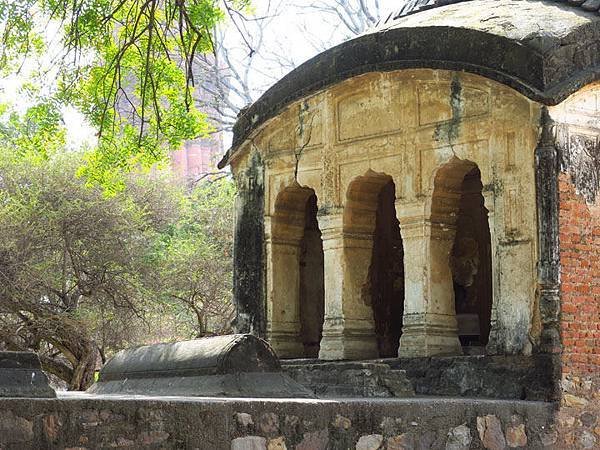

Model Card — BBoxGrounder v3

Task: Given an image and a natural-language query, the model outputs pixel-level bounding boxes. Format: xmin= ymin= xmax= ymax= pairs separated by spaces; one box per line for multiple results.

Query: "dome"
xmin=378 ymin=0 xmax=600 ymax=26
xmin=220 ymin=0 xmax=600 ymax=168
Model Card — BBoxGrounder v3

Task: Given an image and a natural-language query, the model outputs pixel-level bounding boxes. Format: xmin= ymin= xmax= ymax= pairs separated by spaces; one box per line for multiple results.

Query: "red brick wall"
xmin=557 ymin=173 xmax=600 ymax=449
xmin=558 ymin=173 xmax=600 ymax=377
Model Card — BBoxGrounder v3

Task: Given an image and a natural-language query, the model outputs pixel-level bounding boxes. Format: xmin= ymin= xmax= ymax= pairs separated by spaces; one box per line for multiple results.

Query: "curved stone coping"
xmin=95 ymin=334 xmax=280 ymax=382
xmin=88 ymin=335 xmax=318 ymax=398
xmin=219 ymin=0 xmax=600 ymax=168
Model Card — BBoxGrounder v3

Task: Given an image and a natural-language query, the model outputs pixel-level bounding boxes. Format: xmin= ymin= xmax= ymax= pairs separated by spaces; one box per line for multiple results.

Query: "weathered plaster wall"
xmin=0 ymin=396 xmax=557 ymax=449
xmin=549 ymin=84 xmax=600 ymax=450
xmin=231 ymin=151 xmax=266 ymax=336
xmin=231 ymin=69 xmax=542 ymax=359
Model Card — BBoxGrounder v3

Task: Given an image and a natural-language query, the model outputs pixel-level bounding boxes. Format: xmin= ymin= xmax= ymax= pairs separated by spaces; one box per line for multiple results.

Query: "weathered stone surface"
xmin=296 ymin=429 xmax=328 ymax=450
xmin=0 ymin=410 xmax=34 ymax=444
xmin=42 ymin=414 xmax=62 ymax=442
xmin=267 ymin=436 xmax=287 ymax=450
xmin=222 ymin=0 xmax=600 ymax=170
xmin=540 ymin=430 xmax=558 ymax=446
xmin=563 ymin=393 xmax=589 ymax=408
xmin=356 ymin=434 xmax=383 ymax=450
xmin=580 ymin=412 xmax=596 ymax=427
xmin=580 ymin=431 xmax=597 ymax=449
xmin=505 ymin=423 xmax=527 ymax=448
xmin=445 ymin=424 xmax=472 ymax=450
xmin=332 ymin=414 xmax=352 ymax=430
xmin=236 ymin=413 xmax=255 ymax=430
xmin=232 ymin=436 xmax=267 ymax=450
xmin=0 ymin=394 xmax=558 ymax=449
xmin=0 ymin=351 xmax=55 ymax=398
xmin=259 ymin=413 xmax=279 ymax=435
xmin=284 ymin=361 xmax=414 ymax=398
xmin=477 ymin=415 xmax=507 ymax=450
xmin=387 ymin=355 xmax=557 ymax=401
xmin=387 ymin=433 xmax=414 ymax=450
xmin=88 ymin=334 xmax=314 ymax=398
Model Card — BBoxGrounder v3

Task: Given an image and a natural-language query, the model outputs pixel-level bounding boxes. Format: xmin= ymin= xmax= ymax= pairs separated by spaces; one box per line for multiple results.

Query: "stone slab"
xmin=0 ymin=351 xmax=56 ymax=398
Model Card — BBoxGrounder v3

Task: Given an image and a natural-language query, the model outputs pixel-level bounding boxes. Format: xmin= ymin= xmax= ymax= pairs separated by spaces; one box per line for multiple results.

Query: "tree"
xmin=191 ymin=0 xmax=391 ymax=134
xmin=0 ymin=152 xmax=156 ymax=389
xmin=193 ymin=0 xmax=295 ymax=132
xmin=150 ymin=177 xmax=235 ymax=337
xmin=0 ymin=0 xmax=249 ymax=188
xmin=0 ymin=103 xmax=236 ymax=390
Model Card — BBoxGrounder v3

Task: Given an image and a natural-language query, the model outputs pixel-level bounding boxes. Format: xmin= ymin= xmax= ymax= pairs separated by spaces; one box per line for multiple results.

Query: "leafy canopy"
xmin=0 ymin=0 xmax=249 ymax=189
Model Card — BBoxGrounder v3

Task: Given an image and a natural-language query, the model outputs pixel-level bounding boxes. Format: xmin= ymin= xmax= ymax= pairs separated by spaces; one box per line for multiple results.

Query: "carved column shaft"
xmin=535 ymin=109 xmax=561 ymax=355
xmin=317 ymin=211 xmax=379 ymax=360
xmin=397 ymin=202 xmax=462 ymax=357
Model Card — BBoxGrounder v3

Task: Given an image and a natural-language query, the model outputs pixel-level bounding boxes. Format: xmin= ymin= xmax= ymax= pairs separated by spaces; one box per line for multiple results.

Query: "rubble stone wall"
xmin=0 ymin=396 xmax=557 ymax=450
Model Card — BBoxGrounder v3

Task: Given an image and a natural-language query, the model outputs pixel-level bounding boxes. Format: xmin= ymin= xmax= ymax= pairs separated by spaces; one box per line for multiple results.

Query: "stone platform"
xmin=283 ymin=355 xmax=558 ymax=401
xmin=0 ymin=393 xmax=558 ymax=449
xmin=284 ymin=361 xmax=415 ymax=398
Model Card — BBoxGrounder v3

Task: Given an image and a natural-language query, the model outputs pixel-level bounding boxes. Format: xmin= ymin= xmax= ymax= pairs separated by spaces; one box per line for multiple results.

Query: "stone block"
xmin=446 ymin=424 xmax=472 ymax=450
xmin=232 ymin=436 xmax=267 ymax=450
xmin=0 ymin=351 xmax=55 ymax=398
xmin=477 ymin=415 xmax=506 ymax=450
xmin=356 ymin=434 xmax=384 ymax=450
xmin=505 ymin=423 xmax=527 ymax=448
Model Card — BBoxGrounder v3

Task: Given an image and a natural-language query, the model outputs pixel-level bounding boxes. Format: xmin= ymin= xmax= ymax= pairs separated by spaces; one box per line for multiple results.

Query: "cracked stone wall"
xmin=230 ymin=68 xmax=542 ymax=360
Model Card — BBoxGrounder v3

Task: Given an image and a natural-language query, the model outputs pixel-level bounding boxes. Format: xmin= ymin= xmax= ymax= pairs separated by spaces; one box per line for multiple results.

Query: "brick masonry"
xmin=557 ymin=173 xmax=600 ymax=449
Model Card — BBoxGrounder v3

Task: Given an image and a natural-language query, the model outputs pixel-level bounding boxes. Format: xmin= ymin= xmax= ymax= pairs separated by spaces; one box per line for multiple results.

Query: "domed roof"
xmin=379 ymin=0 xmax=600 ymax=26
xmin=219 ymin=0 xmax=600 ymax=168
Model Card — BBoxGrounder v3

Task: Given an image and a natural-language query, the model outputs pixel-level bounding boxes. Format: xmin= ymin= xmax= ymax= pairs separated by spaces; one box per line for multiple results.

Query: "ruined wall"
xmin=230 ymin=69 xmax=543 ymax=358
xmin=549 ymin=84 xmax=600 ymax=450
xmin=0 ymin=396 xmax=557 ymax=450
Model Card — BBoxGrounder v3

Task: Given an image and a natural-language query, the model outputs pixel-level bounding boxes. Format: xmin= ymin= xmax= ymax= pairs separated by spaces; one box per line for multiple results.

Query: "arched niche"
xmin=268 ymin=183 xmax=324 ymax=358
xmin=430 ymin=158 xmax=493 ymax=351
xmin=343 ymin=170 xmax=405 ymax=358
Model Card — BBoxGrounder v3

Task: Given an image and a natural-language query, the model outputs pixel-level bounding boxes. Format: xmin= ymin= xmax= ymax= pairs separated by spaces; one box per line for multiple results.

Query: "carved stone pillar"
xmin=535 ymin=108 xmax=561 ymax=355
xmin=317 ymin=210 xmax=379 ymax=360
xmin=397 ymin=202 xmax=462 ymax=357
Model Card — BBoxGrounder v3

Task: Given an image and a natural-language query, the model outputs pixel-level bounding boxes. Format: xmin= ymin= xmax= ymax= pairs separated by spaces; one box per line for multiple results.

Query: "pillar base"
xmin=318 ymin=319 xmax=378 ymax=360
xmin=398 ymin=318 xmax=462 ymax=357
xmin=267 ymin=329 xmax=304 ymax=359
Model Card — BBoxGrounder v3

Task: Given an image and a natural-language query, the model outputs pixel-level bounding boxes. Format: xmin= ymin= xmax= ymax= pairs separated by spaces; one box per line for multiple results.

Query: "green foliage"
xmin=0 ymin=0 xmax=250 ymax=189
xmin=0 ymin=144 xmax=235 ymax=389
xmin=149 ymin=177 xmax=235 ymax=336
xmin=0 ymin=102 xmax=66 ymax=158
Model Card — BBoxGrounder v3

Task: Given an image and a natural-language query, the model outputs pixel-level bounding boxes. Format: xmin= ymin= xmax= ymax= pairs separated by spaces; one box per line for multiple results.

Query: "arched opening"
xmin=344 ymin=171 xmax=404 ymax=358
xmin=269 ymin=184 xmax=324 ymax=358
xmin=299 ymin=193 xmax=324 ymax=358
xmin=450 ymin=167 xmax=493 ymax=349
xmin=370 ymin=181 xmax=405 ymax=357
